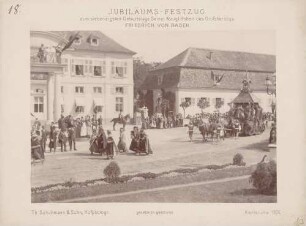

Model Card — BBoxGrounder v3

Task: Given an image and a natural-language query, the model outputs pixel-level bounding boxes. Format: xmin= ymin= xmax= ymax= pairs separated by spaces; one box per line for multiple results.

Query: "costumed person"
xmin=89 ymin=127 xmax=98 ymax=155
xmin=97 ymin=126 xmax=107 ymax=154
xmin=80 ymin=117 xmax=87 ymax=137
xmin=37 ymin=44 xmax=45 ymax=63
xmin=58 ymin=115 xmax=65 ymax=130
xmin=139 ymin=129 xmax=153 ymax=155
xmin=58 ymin=127 xmax=68 ymax=152
xmin=68 ymin=126 xmax=77 ymax=151
xmin=118 ymin=127 xmax=128 ymax=153
xmin=86 ymin=116 xmax=92 ymax=137
xmin=118 ymin=110 xmax=123 ymax=123
xmin=49 ymin=124 xmax=58 ymax=152
xmin=31 ymin=131 xmax=44 ymax=160
xmin=129 ymin=126 xmax=140 ymax=153
xmin=98 ymin=115 xmax=103 ymax=126
xmin=187 ymin=121 xmax=194 ymax=142
xmin=106 ymin=130 xmax=118 ymax=159
xmin=40 ymin=125 xmax=47 ymax=154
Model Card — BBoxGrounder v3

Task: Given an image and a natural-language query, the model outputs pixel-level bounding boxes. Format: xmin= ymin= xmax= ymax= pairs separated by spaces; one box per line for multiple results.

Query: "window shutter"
xmin=71 ymin=59 xmax=75 ymax=74
xmin=111 ymin=86 xmax=115 ymax=95
xmin=212 ymin=98 xmax=216 ymax=106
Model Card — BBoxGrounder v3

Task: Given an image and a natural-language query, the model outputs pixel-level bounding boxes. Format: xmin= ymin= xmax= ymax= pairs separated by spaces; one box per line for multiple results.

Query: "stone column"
xmin=53 ymin=72 xmax=62 ymax=121
xmin=47 ymin=74 xmax=54 ymax=122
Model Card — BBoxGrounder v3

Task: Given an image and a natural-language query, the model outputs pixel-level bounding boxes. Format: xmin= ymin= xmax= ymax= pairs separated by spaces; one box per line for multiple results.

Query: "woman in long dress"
xmin=80 ymin=117 xmax=87 ymax=137
xmin=117 ymin=127 xmax=128 ymax=152
xmin=106 ymin=130 xmax=118 ymax=159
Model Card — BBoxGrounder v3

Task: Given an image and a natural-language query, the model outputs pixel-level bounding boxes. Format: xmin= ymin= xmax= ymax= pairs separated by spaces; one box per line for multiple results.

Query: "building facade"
xmin=30 ymin=31 xmax=135 ymax=123
xmin=141 ymin=47 xmax=276 ymax=116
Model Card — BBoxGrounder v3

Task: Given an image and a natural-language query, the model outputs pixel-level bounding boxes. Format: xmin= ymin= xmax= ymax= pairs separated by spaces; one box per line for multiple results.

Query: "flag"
xmin=61 ymin=32 xmax=80 ymax=52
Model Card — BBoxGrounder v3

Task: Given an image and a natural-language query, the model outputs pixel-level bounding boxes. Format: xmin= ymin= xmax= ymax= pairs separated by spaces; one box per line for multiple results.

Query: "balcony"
xmin=31 ymin=51 xmax=61 ymax=64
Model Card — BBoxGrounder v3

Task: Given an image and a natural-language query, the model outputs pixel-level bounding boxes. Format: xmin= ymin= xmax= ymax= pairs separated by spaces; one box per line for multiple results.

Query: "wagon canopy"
xmin=231 ymin=91 xmax=260 ymax=104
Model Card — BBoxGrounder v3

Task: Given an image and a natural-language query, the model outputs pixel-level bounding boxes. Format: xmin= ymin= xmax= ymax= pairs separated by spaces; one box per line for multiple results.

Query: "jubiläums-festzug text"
xmin=108 ymin=8 xmax=206 ymax=15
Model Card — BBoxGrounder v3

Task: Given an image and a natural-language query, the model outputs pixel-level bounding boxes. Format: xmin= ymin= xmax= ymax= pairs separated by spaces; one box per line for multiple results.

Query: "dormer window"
xmin=74 ymin=37 xmax=81 ymax=45
xmin=91 ymin=38 xmax=99 ymax=46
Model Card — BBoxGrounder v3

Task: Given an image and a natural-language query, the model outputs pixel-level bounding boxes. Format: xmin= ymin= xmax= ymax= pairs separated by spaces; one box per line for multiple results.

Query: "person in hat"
xmin=58 ymin=127 xmax=68 ymax=152
xmin=187 ymin=121 xmax=194 ymax=142
xmin=68 ymin=126 xmax=77 ymax=151
xmin=49 ymin=123 xmax=58 ymax=152
xmin=139 ymin=129 xmax=153 ymax=155
xmin=130 ymin=126 xmax=140 ymax=153
xmin=106 ymin=130 xmax=118 ymax=159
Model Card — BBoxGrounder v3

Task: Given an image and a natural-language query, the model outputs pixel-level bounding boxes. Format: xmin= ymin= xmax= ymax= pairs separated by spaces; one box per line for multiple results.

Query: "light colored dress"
xmin=81 ymin=122 xmax=87 ymax=137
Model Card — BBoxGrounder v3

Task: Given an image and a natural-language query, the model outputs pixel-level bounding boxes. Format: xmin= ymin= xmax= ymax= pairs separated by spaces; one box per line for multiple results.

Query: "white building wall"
xmin=59 ymin=51 xmax=133 ymax=122
xmin=176 ymin=88 xmax=273 ymax=116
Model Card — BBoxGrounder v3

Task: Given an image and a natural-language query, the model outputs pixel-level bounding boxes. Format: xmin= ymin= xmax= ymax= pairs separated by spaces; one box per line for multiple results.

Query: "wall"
xmin=176 ymin=88 xmax=274 ymax=116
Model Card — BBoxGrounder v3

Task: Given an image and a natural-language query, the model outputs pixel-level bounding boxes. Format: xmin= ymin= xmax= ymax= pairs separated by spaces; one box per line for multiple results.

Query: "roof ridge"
xmin=179 ymin=48 xmax=192 ymax=66
xmin=188 ymin=47 xmax=275 ymax=57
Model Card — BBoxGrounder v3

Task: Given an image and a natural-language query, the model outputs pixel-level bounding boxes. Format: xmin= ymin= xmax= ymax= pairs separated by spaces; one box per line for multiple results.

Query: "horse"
xmin=110 ymin=114 xmax=131 ymax=131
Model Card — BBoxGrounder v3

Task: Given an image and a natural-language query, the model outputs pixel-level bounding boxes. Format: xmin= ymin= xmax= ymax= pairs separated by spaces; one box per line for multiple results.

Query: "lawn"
xmin=32 ymin=164 xmax=276 ymax=203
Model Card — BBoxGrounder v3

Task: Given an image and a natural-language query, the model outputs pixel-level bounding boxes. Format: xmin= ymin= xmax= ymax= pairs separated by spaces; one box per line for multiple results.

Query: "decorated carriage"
xmin=228 ymin=79 xmax=266 ymax=136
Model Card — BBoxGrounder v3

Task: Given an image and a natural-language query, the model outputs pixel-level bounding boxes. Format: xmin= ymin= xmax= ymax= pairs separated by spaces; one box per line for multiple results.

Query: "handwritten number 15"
xmin=8 ymin=4 xmax=21 ymax=14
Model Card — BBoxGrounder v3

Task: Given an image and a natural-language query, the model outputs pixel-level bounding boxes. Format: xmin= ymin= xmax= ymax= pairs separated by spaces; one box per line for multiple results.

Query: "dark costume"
xmin=129 ymin=130 xmax=140 ymax=152
xmin=68 ymin=127 xmax=77 ymax=150
xmin=31 ymin=134 xmax=44 ymax=160
xmin=49 ymin=126 xmax=58 ymax=152
xmin=58 ymin=130 xmax=68 ymax=152
xmin=106 ymin=136 xmax=118 ymax=159
xmin=139 ymin=131 xmax=153 ymax=154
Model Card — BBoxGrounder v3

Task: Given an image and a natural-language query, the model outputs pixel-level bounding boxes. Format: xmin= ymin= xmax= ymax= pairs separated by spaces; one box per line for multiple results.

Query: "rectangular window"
xmin=116 ymin=67 xmax=124 ymax=77
xmin=112 ymin=61 xmax=127 ymax=77
xmin=75 ymin=65 xmax=84 ymax=75
xmin=115 ymin=87 xmax=124 ymax=94
xmin=75 ymin=86 xmax=84 ymax=94
xmin=75 ymin=106 xmax=85 ymax=113
xmin=61 ymin=86 xmax=64 ymax=93
xmin=115 ymin=97 xmax=124 ymax=112
xmin=95 ymin=106 xmax=103 ymax=113
xmin=62 ymin=58 xmax=68 ymax=73
xmin=93 ymin=87 xmax=102 ymax=93
xmin=94 ymin=66 xmax=102 ymax=76
xmin=91 ymin=38 xmax=99 ymax=46
xmin=185 ymin=97 xmax=191 ymax=104
xmin=157 ymin=75 xmax=163 ymax=85
xmin=34 ymin=97 xmax=44 ymax=113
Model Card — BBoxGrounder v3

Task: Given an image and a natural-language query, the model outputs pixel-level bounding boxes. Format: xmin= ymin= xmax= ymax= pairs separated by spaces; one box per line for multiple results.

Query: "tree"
xmin=180 ymin=101 xmax=191 ymax=118
xmin=197 ymin=98 xmax=210 ymax=114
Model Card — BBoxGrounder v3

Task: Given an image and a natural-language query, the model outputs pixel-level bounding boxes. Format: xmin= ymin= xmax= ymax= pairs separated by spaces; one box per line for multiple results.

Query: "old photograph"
xmin=30 ymin=30 xmax=277 ymax=203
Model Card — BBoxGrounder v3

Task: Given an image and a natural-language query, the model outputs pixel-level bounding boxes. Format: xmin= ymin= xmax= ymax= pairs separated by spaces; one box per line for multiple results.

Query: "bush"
xmin=233 ymin=153 xmax=246 ymax=166
xmin=103 ymin=161 xmax=121 ymax=183
xmin=250 ymin=160 xmax=277 ymax=195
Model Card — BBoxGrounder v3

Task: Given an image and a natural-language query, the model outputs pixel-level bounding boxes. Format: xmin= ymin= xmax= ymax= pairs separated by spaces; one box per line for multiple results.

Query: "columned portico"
xmin=31 ymin=63 xmax=65 ymax=123
xmin=53 ymin=72 xmax=62 ymax=121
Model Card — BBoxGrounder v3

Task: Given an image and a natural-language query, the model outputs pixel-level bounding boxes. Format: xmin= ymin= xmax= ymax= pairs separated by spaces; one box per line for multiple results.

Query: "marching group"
xmin=31 ymin=114 xmax=153 ymax=162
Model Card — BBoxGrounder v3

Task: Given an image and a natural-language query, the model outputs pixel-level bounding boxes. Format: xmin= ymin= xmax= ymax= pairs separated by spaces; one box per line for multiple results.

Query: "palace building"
xmin=30 ymin=31 xmax=135 ymax=123
xmin=141 ymin=47 xmax=276 ymax=116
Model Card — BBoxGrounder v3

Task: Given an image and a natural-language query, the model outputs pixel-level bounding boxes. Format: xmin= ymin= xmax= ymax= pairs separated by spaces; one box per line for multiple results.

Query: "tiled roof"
xmin=178 ymin=69 xmax=272 ymax=91
xmin=232 ymin=91 xmax=260 ymax=103
xmin=141 ymin=67 xmax=274 ymax=92
xmin=51 ymin=31 xmax=136 ymax=55
xmin=154 ymin=47 xmax=275 ymax=72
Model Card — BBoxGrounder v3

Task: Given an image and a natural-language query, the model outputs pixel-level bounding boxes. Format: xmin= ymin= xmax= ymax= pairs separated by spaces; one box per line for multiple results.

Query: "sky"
xmin=102 ymin=30 xmax=275 ymax=63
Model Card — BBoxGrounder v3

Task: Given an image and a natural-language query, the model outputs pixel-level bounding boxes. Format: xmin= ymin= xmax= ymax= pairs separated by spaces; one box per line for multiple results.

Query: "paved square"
xmin=31 ymin=124 xmax=276 ymax=187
